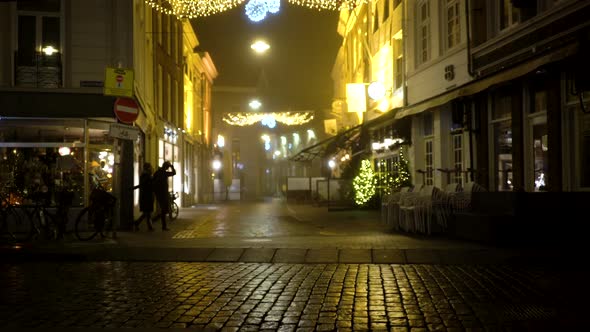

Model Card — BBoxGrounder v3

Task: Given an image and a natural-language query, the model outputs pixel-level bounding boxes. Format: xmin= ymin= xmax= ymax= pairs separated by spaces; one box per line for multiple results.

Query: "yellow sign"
xmin=346 ymin=83 xmax=367 ymax=113
xmin=104 ymin=67 xmax=134 ymax=97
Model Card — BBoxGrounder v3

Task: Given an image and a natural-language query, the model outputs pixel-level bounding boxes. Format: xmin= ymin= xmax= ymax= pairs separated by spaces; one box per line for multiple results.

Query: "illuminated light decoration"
xmin=264 ymin=142 xmax=271 ymax=151
xmin=245 ymin=0 xmax=268 ymax=22
xmin=267 ymin=0 xmax=280 ymax=13
xmin=287 ymin=0 xmax=366 ymax=11
xmin=144 ymin=0 xmax=247 ymax=19
xmin=146 ymin=0 xmax=365 ymax=19
xmin=353 ymin=159 xmax=376 ymax=206
xmin=391 ymin=148 xmax=412 ymax=190
xmin=217 ymin=134 xmax=225 ymax=148
xmin=261 ymin=115 xmax=277 ymax=128
xmin=212 ymin=160 xmax=222 ymax=170
xmin=222 ymin=111 xmax=314 ymax=126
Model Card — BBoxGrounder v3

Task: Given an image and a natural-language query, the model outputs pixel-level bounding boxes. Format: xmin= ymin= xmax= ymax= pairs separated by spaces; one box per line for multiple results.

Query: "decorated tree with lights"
xmin=353 ymin=159 xmax=376 ymax=207
xmin=392 ymin=147 xmax=412 ymax=190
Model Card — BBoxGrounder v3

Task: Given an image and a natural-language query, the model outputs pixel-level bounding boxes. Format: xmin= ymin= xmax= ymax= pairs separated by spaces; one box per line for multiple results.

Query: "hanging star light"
xmin=245 ymin=0 xmax=269 ymax=22
xmin=145 ymin=0 xmax=247 ymax=19
xmin=222 ymin=111 xmax=314 ymax=126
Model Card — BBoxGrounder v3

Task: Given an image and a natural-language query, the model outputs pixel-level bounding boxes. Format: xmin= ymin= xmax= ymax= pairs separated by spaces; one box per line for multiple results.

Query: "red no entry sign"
xmin=113 ymin=97 xmax=139 ymax=124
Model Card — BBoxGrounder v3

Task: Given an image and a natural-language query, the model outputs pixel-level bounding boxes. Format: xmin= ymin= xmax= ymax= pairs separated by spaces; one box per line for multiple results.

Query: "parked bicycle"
xmin=23 ymin=189 xmax=73 ymax=241
xmin=74 ymin=186 xmax=116 ymax=241
xmin=0 ymin=192 xmax=33 ymax=243
xmin=169 ymin=191 xmax=179 ymax=221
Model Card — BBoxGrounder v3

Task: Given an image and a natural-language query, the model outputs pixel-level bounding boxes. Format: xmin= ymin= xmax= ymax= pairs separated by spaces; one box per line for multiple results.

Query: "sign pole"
xmin=113 ymin=137 xmax=119 ymax=240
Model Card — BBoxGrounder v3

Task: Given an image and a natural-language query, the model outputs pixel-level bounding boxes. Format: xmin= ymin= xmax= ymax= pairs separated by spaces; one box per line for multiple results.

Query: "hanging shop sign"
xmin=104 ymin=67 xmax=134 ymax=98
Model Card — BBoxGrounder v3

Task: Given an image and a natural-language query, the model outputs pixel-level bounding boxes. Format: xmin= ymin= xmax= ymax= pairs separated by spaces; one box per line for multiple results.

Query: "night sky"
xmin=191 ymin=3 xmax=342 ymax=111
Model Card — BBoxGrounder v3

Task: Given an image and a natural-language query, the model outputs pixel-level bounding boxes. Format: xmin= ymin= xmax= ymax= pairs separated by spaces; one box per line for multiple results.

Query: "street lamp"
xmin=212 ymin=159 xmax=222 ymax=171
xmin=251 ymin=40 xmax=270 ymax=54
xmin=249 ymin=99 xmax=262 ymax=110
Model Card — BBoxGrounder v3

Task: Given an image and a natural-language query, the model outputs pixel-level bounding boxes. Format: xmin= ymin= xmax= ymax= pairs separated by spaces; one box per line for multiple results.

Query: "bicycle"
xmin=22 ymin=190 xmax=74 ymax=241
xmin=0 ymin=192 xmax=34 ymax=243
xmin=169 ymin=191 xmax=179 ymax=221
xmin=74 ymin=186 xmax=116 ymax=241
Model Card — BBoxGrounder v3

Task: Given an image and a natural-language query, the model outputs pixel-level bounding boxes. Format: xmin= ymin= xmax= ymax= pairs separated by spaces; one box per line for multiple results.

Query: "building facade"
xmin=0 ymin=0 xmax=217 ymax=230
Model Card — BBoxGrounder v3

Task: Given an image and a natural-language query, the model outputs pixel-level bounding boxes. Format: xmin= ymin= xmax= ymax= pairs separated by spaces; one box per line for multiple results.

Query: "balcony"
xmin=14 ymin=50 xmax=62 ymax=88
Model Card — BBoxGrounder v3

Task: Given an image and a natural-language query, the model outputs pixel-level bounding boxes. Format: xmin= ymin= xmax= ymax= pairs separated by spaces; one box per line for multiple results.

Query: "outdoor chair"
xmin=451 ymin=181 xmax=487 ymax=213
xmin=433 ymin=183 xmax=462 ymax=232
xmin=387 ymin=187 xmax=411 ymax=230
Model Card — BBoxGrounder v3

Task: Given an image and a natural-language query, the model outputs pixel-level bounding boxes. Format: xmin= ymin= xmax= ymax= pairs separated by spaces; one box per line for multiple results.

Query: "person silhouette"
xmin=132 ymin=162 xmax=154 ymax=231
xmin=151 ymin=161 xmax=176 ymax=231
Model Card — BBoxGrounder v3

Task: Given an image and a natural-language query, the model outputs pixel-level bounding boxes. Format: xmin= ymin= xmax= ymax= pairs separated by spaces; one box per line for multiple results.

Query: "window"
xmin=417 ymin=1 xmax=430 ymax=65
xmin=500 ymin=0 xmax=520 ymax=30
xmin=395 ymin=57 xmax=403 ymax=89
xmin=383 ymin=0 xmax=390 ymax=21
xmin=15 ymin=2 xmax=62 ymax=87
xmin=158 ymin=65 xmax=163 ymax=118
xmin=445 ymin=0 xmax=461 ymax=50
xmin=373 ymin=7 xmax=379 ymax=33
xmin=452 ymin=134 xmax=463 ymax=184
xmin=157 ymin=12 xmax=162 ymax=45
xmin=425 ymin=139 xmax=434 ymax=185
xmin=491 ymin=90 xmax=513 ymax=191
xmin=423 ymin=112 xmax=434 ymax=136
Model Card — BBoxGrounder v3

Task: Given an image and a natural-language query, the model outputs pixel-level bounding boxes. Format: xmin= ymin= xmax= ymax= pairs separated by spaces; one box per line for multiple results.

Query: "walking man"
xmin=152 ymin=161 xmax=176 ymax=231
xmin=132 ymin=162 xmax=154 ymax=231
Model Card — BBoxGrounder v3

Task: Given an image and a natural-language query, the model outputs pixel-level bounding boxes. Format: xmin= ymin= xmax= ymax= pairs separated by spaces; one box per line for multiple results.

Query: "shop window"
xmin=0 ymin=147 xmax=85 ymax=207
xmin=493 ymin=122 xmax=513 ymax=191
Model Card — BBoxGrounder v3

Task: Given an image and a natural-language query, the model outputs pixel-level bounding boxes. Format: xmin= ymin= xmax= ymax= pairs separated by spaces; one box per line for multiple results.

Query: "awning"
xmin=290 ymin=124 xmax=362 ymax=162
xmin=394 ymin=43 xmax=578 ymax=119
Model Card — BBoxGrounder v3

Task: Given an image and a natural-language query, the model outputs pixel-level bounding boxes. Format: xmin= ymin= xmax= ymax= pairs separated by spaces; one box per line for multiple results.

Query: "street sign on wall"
xmin=113 ymin=97 xmax=139 ymax=124
xmin=104 ymin=67 xmax=134 ymax=97
xmin=109 ymin=123 xmax=140 ymax=140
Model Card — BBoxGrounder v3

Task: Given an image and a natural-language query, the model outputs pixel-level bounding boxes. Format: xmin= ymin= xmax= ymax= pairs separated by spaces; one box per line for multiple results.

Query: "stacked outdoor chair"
xmin=433 ymin=183 xmax=461 ymax=232
xmin=399 ymin=185 xmax=443 ymax=234
xmin=450 ymin=181 xmax=487 ymax=213
xmin=386 ymin=187 xmax=411 ymax=230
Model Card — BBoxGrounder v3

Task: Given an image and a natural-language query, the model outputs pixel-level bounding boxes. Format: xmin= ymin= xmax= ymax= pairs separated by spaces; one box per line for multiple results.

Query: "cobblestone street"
xmin=1 ymin=261 xmax=586 ymax=331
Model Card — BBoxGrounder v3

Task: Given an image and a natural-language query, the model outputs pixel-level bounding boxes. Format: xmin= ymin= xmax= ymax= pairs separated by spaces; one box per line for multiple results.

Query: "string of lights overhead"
xmin=222 ymin=112 xmax=314 ymax=127
xmin=145 ymin=0 xmax=365 ymax=19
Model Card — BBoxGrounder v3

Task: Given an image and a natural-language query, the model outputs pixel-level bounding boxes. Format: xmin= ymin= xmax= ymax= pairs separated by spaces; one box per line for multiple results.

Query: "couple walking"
xmin=133 ymin=161 xmax=176 ymax=231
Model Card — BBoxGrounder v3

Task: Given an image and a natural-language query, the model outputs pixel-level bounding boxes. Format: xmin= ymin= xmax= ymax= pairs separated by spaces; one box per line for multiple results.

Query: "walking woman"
xmin=133 ymin=162 xmax=154 ymax=231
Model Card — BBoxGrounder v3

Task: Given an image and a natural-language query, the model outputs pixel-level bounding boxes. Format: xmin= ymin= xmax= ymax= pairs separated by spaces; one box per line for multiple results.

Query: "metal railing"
xmin=14 ymin=51 xmax=62 ymax=88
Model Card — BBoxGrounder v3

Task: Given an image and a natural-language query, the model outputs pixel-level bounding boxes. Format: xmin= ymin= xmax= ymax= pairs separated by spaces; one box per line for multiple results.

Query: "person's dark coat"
xmin=152 ymin=166 xmax=175 ymax=214
xmin=134 ymin=172 xmax=154 ymax=212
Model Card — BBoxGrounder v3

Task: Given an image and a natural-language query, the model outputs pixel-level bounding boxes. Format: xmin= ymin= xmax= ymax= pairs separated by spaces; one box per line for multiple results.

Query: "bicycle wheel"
xmin=74 ymin=207 xmax=100 ymax=241
xmin=169 ymin=202 xmax=179 ymax=220
xmin=1 ymin=207 xmax=34 ymax=243
xmin=31 ymin=209 xmax=58 ymax=240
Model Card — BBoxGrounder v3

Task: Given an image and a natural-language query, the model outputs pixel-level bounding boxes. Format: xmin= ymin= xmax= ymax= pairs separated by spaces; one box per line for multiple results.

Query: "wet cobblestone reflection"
xmin=1 ymin=262 xmax=583 ymax=330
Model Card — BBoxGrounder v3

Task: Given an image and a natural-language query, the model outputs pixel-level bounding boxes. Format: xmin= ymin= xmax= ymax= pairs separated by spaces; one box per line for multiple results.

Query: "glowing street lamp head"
xmin=251 ymin=40 xmax=270 ymax=54
xmin=42 ymin=45 xmax=58 ymax=56
xmin=249 ymin=99 xmax=262 ymax=110
xmin=328 ymin=159 xmax=336 ymax=169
